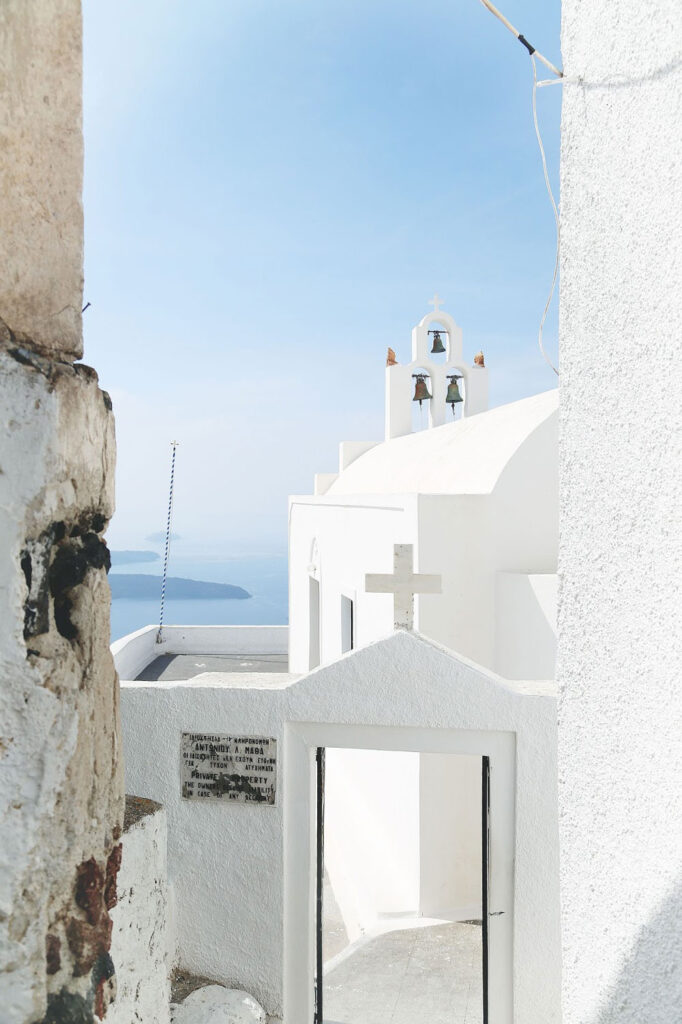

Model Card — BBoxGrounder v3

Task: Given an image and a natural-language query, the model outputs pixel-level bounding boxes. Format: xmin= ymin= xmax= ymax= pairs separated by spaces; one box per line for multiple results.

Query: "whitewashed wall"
xmin=558 ymin=3 xmax=682 ymax=1022
xmin=419 ymin=753 xmax=482 ymax=920
xmin=120 ymin=676 xmax=294 ymax=1018
xmin=288 ymin=495 xmax=419 ymax=673
xmin=109 ymin=800 xmax=172 ymax=1024
xmin=495 ymin=574 xmax=557 ymax=680
xmin=290 ymin=394 xmax=558 ymax=677
xmin=120 ymin=631 xmax=561 ymax=1023
xmin=323 ymin=749 xmax=420 ymax=942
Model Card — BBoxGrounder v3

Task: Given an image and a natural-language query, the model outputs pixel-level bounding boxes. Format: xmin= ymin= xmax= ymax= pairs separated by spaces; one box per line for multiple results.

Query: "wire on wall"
xmin=477 ymin=0 xmax=562 ymax=376
xmin=476 ymin=0 xmax=563 ymax=79
xmin=531 ymin=56 xmax=560 ymax=376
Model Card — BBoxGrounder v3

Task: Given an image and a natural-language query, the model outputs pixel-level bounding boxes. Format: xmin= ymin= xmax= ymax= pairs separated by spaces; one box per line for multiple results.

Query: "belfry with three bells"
xmin=384 ymin=295 xmax=489 ymax=440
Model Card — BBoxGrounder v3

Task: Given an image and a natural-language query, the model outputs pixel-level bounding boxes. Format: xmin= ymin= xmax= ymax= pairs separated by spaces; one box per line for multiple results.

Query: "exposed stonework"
xmin=0 ymin=2 xmax=84 ymax=359
xmin=0 ymin=349 xmax=124 ymax=1023
xmin=0 ymin=3 xmax=123 ymax=1021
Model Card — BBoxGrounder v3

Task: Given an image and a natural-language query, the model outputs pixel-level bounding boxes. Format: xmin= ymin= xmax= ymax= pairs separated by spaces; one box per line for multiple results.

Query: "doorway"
xmin=314 ymin=747 xmax=489 ymax=1024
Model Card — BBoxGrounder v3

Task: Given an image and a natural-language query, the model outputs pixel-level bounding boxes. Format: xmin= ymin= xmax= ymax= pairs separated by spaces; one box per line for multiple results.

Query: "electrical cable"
xmin=476 ymin=0 xmax=562 ymax=375
xmin=476 ymin=0 xmax=563 ymax=79
xmin=531 ymin=55 xmax=560 ymax=376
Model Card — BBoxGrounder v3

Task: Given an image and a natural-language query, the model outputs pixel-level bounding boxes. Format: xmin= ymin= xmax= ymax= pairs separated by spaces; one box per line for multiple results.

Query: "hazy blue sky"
xmin=83 ymin=0 xmax=561 ymax=553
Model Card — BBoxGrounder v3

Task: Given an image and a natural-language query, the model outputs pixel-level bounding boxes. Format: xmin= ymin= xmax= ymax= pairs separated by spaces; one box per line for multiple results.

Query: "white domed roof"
xmin=328 ymin=389 xmax=558 ymax=496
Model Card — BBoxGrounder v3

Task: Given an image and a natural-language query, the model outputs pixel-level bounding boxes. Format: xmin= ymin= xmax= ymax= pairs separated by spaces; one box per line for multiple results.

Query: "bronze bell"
xmin=430 ymin=330 xmax=446 ymax=355
xmin=446 ymin=374 xmax=463 ymax=411
xmin=412 ymin=374 xmax=432 ymax=405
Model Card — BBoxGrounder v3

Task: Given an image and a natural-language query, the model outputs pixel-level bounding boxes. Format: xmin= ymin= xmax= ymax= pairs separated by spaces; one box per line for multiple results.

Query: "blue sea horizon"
xmin=109 ymin=552 xmax=288 ymax=642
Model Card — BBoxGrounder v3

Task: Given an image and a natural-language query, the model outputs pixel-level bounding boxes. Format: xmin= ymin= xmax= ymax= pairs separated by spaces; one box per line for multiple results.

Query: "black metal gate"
xmin=314 ymin=750 xmax=490 ymax=1023
xmin=482 ymin=755 xmax=491 ymax=1024
xmin=314 ymin=747 xmax=325 ymax=1024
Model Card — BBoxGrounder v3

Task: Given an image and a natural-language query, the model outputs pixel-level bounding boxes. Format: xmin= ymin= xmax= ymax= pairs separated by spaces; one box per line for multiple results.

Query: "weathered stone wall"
xmin=0 ymin=1 xmax=84 ymax=358
xmin=558 ymin=2 xmax=682 ymax=1022
xmin=0 ymin=2 xmax=124 ymax=1022
xmin=108 ymin=798 xmax=172 ymax=1024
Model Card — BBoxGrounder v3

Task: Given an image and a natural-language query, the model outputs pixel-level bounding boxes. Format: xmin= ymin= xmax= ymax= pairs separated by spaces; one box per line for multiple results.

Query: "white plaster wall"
xmin=419 ymin=754 xmax=482 ymax=920
xmin=109 ymin=802 xmax=172 ymax=1024
xmin=416 ymin=495 xmax=496 ymax=667
xmin=287 ymin=409 xmax=558 ymax=966
xmin=339 ymin=440 xmax=378 ymax=471
xmin=120 ymin=676 xmax=297 ymax=1019
xmin=120 ymin=631 xmax=562 ymax=1023
xmin=288 ymin=495 xmax=419 ymax=673
xmin=495 ymin=574 xmax=557 ymax=680
xmin=291 ymin=398 xmax=558 ymax=676
xmin=333 ymin=390 xmax=557 ymax=496
xmin=558 ymin=4 xmax=682 ymax=1022
xmin=283 ymin=633 xmax=561 ymax=1023
xmin=323 ymin=748 xmax=420 ymax=942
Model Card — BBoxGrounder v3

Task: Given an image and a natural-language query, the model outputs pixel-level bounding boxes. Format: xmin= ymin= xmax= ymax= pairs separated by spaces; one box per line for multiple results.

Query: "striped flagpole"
xmin=156 ymin=441 xmax=179 ymax=644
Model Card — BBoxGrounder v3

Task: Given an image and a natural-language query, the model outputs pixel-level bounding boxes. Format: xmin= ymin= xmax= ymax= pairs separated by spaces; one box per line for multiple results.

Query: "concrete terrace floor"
xmin=323 ymin=921 xmax=483 ymax=1024
xmin=135 ymin=652 xmax=289 ymax=681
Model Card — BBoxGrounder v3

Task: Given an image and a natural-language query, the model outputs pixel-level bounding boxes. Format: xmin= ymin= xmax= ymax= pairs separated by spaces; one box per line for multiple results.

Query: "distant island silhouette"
xmin=111 ymin=550 xmax=160 ymax=566
xmin=109 ymin=575 xmax=251 ymax=600
xmin=145 ymin=530 xmax=181 ymax=543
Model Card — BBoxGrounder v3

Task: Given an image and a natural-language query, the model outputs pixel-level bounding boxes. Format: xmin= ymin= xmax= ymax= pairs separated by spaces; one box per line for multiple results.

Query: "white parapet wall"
xmin=109 ymin=797 xmax=173 ymax=1024
xmin=112 ymin=625 xmax=289 ymax=680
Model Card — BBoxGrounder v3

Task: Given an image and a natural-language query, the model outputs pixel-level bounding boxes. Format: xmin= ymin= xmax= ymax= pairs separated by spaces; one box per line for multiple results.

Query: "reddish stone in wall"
xmin=104 ymin=844 xmax=122 ymax=911
xmin=67 ymin=856 xmax=115 ymax=977
xmin=75 ymin=857 xmax=105 ymax=925
xmin=45 ymin=933 xmax=61 ymax=975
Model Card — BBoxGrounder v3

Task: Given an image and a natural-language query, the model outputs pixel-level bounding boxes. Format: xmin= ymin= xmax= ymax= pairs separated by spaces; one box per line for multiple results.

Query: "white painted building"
xmin=2 ymin=3 xmax=679 ymax=1023
xmin=114 ymin=303 xmax=562 ymax=1022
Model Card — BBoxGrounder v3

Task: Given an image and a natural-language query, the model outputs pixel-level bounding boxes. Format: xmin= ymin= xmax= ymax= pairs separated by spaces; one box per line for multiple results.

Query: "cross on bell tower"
xmin=365 ymin=544 xmax=442 ymax=631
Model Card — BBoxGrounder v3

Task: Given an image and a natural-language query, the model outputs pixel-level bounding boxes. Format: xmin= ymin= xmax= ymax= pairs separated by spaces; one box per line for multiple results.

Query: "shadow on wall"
xmin=597 ymin=874 xmax=682 ymax=1023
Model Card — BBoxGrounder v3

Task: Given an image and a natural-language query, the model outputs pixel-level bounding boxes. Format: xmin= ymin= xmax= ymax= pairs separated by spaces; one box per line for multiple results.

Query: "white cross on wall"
xmin=428 ymin=293 xmax=443 ymax=313
xmin=365 ymin=544 xmax=442 ymax=631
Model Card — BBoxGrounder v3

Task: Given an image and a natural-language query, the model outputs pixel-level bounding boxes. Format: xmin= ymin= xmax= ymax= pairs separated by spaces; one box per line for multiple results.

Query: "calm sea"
xmin=109 ymin=552 xmax=288 ymax=641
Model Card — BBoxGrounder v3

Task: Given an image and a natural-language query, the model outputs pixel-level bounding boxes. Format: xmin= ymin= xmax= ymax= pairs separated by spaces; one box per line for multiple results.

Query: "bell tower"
xmin=385 ymin=296 xmax=489 ymax=440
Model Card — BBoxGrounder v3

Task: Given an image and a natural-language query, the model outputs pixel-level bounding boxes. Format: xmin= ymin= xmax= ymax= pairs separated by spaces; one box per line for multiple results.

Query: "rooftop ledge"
xmin=111 ymin=624 xmax=289 ymax=683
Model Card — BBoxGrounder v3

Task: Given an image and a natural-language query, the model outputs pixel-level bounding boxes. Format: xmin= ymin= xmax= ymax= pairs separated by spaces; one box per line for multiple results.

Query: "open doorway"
xmin=314 ymin=748 xmax=489 ymax=1024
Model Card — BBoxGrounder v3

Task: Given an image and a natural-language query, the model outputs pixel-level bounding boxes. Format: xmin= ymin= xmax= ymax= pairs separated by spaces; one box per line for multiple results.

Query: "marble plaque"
xmin=181 ymin=733 xmax=277 ymax=804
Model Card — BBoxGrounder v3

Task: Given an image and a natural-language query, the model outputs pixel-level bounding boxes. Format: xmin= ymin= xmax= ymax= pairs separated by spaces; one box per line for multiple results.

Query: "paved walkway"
xmin=324 ymin=921 xmax=483 ymax=1024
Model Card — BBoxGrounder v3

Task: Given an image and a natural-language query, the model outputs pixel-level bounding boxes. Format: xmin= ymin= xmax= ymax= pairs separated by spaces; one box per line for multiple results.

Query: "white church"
xmin=4 ymin=5 xmax=677 ymax=1022
xmin=112 ymin=299 xmax=561 ymax=1024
